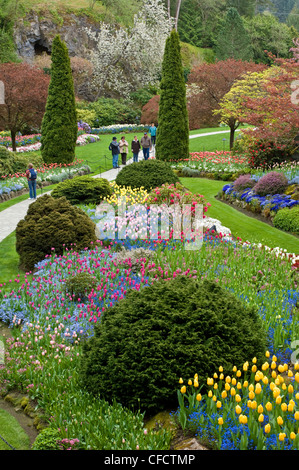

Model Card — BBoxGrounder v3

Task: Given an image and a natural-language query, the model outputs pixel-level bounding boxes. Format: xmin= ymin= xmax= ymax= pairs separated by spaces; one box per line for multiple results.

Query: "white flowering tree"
xmin=86 ymin=0 xmax=172 ymax=99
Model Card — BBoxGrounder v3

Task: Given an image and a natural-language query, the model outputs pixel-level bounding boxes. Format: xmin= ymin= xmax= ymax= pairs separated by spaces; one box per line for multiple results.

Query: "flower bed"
xmin=0 ymin=160 xmax=91 ymax=202
xmin=0 ymin=182 xmax=298 ymax=450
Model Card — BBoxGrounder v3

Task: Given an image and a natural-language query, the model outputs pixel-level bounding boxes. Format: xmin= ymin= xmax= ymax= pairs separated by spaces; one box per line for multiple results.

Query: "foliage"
xmin=272 ymin=205 xmax=299 ymax=235
xmin=79 ymin=276 xmax=267 ymax=414
xmin=232 ymin=174 xmax=255 ymax=192
xmin=64 ymin=271 xmax=98 ymax=301
xmin=115 ymin=159 xmax=180 ymax=191
xmin=252 ymin=172 xmax=289 ymax=197
xmin=156 ymin=29 xmax=189 ymax=162
xmin=76 ymin=98 xmax=141 ymax=127
xmin=31 ymin=428 xmax=62 ymax=450
xmin=15 ymin=194 xmax=97 ymax=272
xmin=215 ymin=7 xmax=253 ymax=61
xmin=41 ymin=35 xmax=77 ymax=164
xmin=243 ymin=12 xmax=295 ymax=65
xmin=0 ymin=63 xmax=49 ymax=151
xmin=246 ymin=140 xmax=295 ymax=170
xmin=0 ymin=146 xmax=14 ymax=176
xmin=86 ymin=0 xmax=171 ymax=99
xmin=140 ymin=95 xmax=160 ymax=126
xmin=187 ymin=59 xmax=265 ymax=130
xmin=51 ymin=175 xmax=112 ymax=205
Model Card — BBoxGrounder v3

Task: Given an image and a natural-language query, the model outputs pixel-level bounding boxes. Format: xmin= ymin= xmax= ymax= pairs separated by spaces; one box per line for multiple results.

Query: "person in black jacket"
xmin=109 ymin=136 xmax=120 ymax=168
xmin=131 ymin=135 xmax=141 ymax=162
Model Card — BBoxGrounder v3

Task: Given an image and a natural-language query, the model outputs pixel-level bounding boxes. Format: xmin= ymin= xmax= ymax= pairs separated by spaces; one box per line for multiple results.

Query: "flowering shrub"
xmin=246 ymin=141 xmax=295 ymax=170
xmin=253 ymin=172 xmax=289 ymax=197
xmin=232 ymin=174 xmax=255 ymax=192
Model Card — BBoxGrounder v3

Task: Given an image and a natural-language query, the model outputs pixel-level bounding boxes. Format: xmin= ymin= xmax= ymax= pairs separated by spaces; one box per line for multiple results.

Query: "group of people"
xmin=109 ymin=123 xmax=157 ymax=168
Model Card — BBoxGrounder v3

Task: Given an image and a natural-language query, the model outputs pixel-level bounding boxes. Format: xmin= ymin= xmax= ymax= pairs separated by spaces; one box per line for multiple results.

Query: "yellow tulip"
xmin=231 ymin=378 xmax=237 ymax=386
xmin=213 ymin=372 xmax=218 ymax=379
xmin=233 ymin=366 xmax=237 ymax=372
xmin=208 ymin=390 xmax=213 ymax=398
xmin=262 ymin=362 xmax=269 ymax=371
xmin=264 ymin=423 xmax=271 ymax=434
xmin=272 ymin=355 xmax=277 ymax=362
xmin=252 ymin=357 xmax=257 ymax=364
xmin=225 ymin=376 xmax=231 ymax=383
xmin=214 ymin=383 xmax=218 ymax=390
xmin=180 ymin=386 xmax=186 ymax=394
xmin=243 ymin=381 xmax=248 ymax=388
xmin=219 ymin=366 xmax=223 ymax=372
xmin=247 ymin=400 xmax=252 ymax=409
xmin=265 ymin=402 xmax=273 ymax=412
xmin=237 ymin=382 xmax=242 ymax=389
xmin=212 ymin=395 xmax=217 ymax=402
xmin=277 ymin=416 xmax=283 ymax=426
xmin=252 ymin=365 xmax=257 ymax=373
xmin=207 ymin=377 xmax=214 ymax=386
xmin=235 ymin=405 xmax=242 ymax=414
xmin=295 ymin=372 xmax=299 ymax=383
xmin=265 ymin=351 xmax=270 ymax=358
xmin=218 ymin=417 xmax=223 ymax=426
xmin=249 ymin=384 xmax=254 ymax=392
xmin=258 ymin=414 xmax=264 ymax=423
xmin=271 ymin=361 xmax=276 ymax=369
xmin=243 ymin=362 xmax=249 ymax=371
xmin=179 ymin=377 xmax=184 ymax=384
xmin=219 ymin=373 xmax=224 ymax=380
xmin=235 ymin=394 xmax=241 ymax=402
xmin=188 ymin=379 xmax=192 ymax=386
xmin=262 ymin=376 xmax=269 ymax=385
xmin=294 ymin=411 xmax=299 ymax=421
xmin=221 ymin=390 xmax=227 ymax=399
xmin=278 ymin=433 xmax=286 ymax=442
xmin=281 ymin=403 xmax=287 ymax=412
xmin=230 ymin=387 xmax=236 ymax=396
xmin=258 ymin=404 xmax=263 ymax=414
xmin=249 ymin=391 xmax=255 ymax=400
xmin=236 ymin=370 xmax=242 ymax=377
xmin=288 ymin=403 xmax=294 ymax=413
xmin=255 ymin=383 xmax=262 ymax=395
xmin=196 ymin=393 xmax=202 ymax=402
xmin=225 ymin=383 xmax=230 ymax=391
xmin=251 ymin=400 xmax=257 ymax=410
xmin=239 ymin=414 xmax=248 ymax=425
xmin=272 ymin=387 xmax=280 ymax=398
xmin=216 ymin=400 xmax=222 ymax=409
xmin=278 ymin=364 xmax=285 ymax=373
xmin=194 ymin=379 xmax=199 ymax=388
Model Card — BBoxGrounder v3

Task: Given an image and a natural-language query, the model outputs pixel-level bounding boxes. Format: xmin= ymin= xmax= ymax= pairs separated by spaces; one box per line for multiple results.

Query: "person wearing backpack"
xmin=26 ymin=163 xmax=37 ymax=200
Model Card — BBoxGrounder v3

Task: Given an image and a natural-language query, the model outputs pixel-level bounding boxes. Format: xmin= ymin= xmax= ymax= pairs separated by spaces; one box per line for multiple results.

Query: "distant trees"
xmin=215 ymin=7 xmax=253 ymax=61
xmin=156 ymin=29 xmax=189 ymax=161
xmin=41 ymin=35 xmax=77 ymax=164
xmin=187 ymin=58 xmax=266 ymax=130
xmin=0 ymin=62 xmax=49 ymax=150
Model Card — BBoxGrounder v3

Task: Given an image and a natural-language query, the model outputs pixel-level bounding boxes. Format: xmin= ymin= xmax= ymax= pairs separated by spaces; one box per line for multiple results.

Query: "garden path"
xmin=0 ymin=148 xmax=153 ymax=243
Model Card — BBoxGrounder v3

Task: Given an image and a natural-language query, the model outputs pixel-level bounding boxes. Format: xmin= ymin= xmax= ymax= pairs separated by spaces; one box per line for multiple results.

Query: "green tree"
xmin=155 ymin=29 xmax=189 ymax=162
xmin=287 ymin=1 xmax=299 ymax=31
xmin=41 ymin=35 xmax=77 ymax=164
xmin=244 ymin=12 xmax=295 ymax=64
xmin=215 ymin=7 xmax=253 ymax=61
xmin=226 ymin=0 xmax=256 ymax=17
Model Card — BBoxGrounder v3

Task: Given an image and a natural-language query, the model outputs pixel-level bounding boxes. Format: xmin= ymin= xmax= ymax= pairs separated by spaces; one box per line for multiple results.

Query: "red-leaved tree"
xmin=0 ymin=63 xmax=50 ymax=151
xmin=186 ymin=59 xmax=267 ymax=130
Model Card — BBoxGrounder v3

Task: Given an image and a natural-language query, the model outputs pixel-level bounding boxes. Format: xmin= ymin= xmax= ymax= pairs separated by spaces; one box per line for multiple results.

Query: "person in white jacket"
xmin=119 ymin=136 xmax=129 ymax=165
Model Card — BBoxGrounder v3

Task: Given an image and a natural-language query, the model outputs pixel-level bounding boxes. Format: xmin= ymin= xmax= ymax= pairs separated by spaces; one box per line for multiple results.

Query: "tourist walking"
xmin=140 ymin=132 xmax=152 ymax=160
xmin=109 ymin=137 xmax=120 ymax=169
xmin=119 ymin=136 xmax=129 ymax=165
xmin=149 ymin=123 xmax=157 ymax=146
xmin=131 ymin=135 xmax=141 ymax=162
xmin=26 ymin=163 xmax=37 ymax=200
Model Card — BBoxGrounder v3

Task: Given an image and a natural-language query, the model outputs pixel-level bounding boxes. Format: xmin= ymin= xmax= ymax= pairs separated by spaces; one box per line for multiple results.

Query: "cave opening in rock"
xmin=34 ymin=40 xmax=51 ymax=56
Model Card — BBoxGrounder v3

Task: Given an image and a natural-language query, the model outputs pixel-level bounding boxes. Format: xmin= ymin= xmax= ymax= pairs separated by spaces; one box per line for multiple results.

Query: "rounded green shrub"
xmin=64 ymin=271 xmax=98 ymax=301
xmin=115 ymin=160 xmax=180 ymax=191
xmin=0 ymin=146 xmax=14 ymax=177
xmin=31 ymin=428 xmax=61 ymax=450
xmin=79 ymin=276 xmax=267 ymax=415
xmin=16 ymin=194 xmax=97 ymax=272
xmin=51 ymin=175 xmax=112 ymax=205
xmin=272 ymin=206 xmax=299 ymax=235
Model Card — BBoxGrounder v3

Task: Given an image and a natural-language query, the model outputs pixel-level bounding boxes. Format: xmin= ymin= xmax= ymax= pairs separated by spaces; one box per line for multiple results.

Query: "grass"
xmin=182 ymin=177 xmax=299 ymax=254
xmin=0 ymin=408 xmax=30 ymax=450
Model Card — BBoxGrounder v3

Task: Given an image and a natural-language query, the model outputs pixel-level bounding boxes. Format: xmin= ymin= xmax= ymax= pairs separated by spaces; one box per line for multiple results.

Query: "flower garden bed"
xmin=0 ymin=177 xmax=298 ymax=450
xmin=217 ymin=172 xmax=299 ymax=237
xmin=0 ymin=160 xmax=91 ymax=203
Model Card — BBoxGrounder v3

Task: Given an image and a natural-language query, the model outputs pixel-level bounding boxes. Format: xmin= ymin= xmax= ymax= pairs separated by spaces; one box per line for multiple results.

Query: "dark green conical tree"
xmin=215 ymin=7 xmax=253 ymax=61
xmin=41 ymin=35 xmax=77 ymax=164
xmin=155 ymin=29 xmax=189 ymax=162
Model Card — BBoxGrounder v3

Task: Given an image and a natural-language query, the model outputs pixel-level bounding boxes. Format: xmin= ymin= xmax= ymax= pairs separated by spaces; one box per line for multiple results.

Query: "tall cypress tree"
xmin=41 ymin=35 xmax=77 ymax=164
xmin=215 ymin=7 xmax=253 ymax=61
xmin=156 ymin=29 xmax=189 ymax=162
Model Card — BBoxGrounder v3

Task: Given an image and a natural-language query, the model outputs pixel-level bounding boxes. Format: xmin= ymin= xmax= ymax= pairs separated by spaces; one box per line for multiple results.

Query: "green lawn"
xmin=182 ymin=177 xmax=299 ymax=253
xmin=0 ymin=408 xmax=30 ymax=450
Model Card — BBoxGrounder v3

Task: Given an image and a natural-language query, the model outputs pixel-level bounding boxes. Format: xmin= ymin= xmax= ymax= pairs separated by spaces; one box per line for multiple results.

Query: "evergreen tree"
xmin=41 ymin=35 xmax=77 ymax=164
xmin=155 ymin=29 xmax=189 ymax=162
xmin=215 ymin=7 xmax=253 ymax=61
